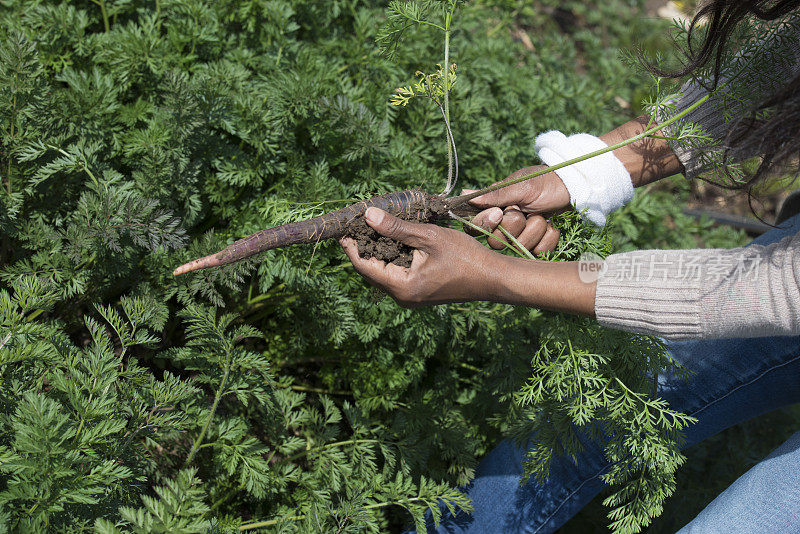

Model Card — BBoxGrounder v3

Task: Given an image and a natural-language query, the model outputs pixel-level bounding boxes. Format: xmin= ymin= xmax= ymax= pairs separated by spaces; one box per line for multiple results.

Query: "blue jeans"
xmin=422 ymin=212 xmax=800 ymax=533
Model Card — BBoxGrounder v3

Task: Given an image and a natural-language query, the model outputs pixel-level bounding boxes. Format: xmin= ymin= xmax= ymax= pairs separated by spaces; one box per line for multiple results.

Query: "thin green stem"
xmin=448 ymin=211 xmax=525 ymax=257
xmin=459 ymin=361 xmax=487 ymax=374
xmin=239 ymin=515 xmax=303 ymax=530
xmin=183 ymin=355 xmax=232 ymax=468
xmin=210 ymin=485 xmax=243 ymax=512
xmin=283 ymin=198 xmax=355 ymax=206
xmin=0 ymin=332 xmax=11 ymax=351
xmin=282 ymin=439 xmax=380 ymax=463
xmin=290 ymin=384 xmax=350 ymax=395
xmin=497 ymin=224 xmax=536 ymax=260
xmin=117 ymin=423 xmax=146 ymax=457
xmin=363 ymin=497 xmax=428 ymax=510
xmin=443 ymin=26 xmax=453 ymax=193
xmin=567 ymin=339 xmax=583 ymax=405
xmin=6 ymin=95 xmax=15 ymax=195
xmin=274 ymin=383 xmax=352 ymax=396
xmin=27 ymin=501 xmax=40 ymax=517
xmin=246 ymin=285 xmax=285 ymax=306
xmin=437 ymin=102 xmax=459 ymax=194
xmin=116 ymin=399 xmax=169 ymax=460
xmin=441 ymin=1 xmax=458 ymax=194
xmin=410 ymin=18 xmax=446 ymax=32
xmin=274 ymin=355 xmax=333 ymax=368
xmin=91 ymin=0 xmax=111 ymax=32
xmin=238 ymin=496 xmax=434 ymax=530
xmin=75 ymin=371 xmax=104 ymax=438
xmin=26 ymin=308 xmax=44 ymax=321
xmin=46 ymin=144 xmax=99 ymax=186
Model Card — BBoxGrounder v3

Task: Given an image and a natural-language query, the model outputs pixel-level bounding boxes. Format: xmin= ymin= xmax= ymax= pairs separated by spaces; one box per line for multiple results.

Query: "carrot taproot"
xmin=173 ymin=189 xmax=461 ymax=276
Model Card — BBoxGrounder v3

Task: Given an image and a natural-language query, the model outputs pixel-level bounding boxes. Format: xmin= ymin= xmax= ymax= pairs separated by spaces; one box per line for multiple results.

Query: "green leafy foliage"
xmin=510 ymin=320 xmax=695 ymax=533
xmin=638 ymin=11 xmax=800 ymax=186
xmin=390 ymin=64 xmax=458 ymax=107
xmin=377 ymin=0 xmax=455 ymax=58
xmin=0 ymin=0 xmax=718 ymax=532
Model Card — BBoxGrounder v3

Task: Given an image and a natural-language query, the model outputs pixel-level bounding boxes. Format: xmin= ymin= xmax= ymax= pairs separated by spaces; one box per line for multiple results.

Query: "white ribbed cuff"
xmin=534 ymin=131 xmax=634 ymax=227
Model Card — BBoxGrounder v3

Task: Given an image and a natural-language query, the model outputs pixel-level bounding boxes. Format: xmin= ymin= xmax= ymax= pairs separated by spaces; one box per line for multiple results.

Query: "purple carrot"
xmin=173 ymin=189 xmax=456 ymax=276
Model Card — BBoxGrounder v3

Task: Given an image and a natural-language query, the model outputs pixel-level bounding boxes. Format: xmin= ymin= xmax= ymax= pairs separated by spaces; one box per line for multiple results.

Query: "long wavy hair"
xmin=659 ymin=0 xmax=800 ymax=192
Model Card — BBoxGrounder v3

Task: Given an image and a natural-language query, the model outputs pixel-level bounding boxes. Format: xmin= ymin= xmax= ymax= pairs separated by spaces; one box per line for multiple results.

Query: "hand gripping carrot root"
xmin=173 ymin=189 xmax=467 ymax=276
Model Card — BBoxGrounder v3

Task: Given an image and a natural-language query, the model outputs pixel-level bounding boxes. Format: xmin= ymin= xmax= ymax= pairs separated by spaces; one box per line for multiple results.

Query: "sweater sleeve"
xmin=594 ymin=23 xmax=800 ymax=340
xmin=657 ymin=20 xmax=800 ymax=179
xmin=661 ymin=77 xmax=772 ymax=179
xmin=661 ymin=80 xmax=727 ymax=180
xmin=594 ymin=231 xmax=800 ymax=339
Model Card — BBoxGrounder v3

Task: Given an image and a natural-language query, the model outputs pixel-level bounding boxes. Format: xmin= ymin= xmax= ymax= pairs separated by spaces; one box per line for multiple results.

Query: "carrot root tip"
xmin=172 ymin=254 xmax=223 ymax=276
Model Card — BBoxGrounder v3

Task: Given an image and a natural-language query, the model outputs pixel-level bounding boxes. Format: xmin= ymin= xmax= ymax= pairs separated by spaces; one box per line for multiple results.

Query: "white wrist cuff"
xmin=534 ymin=131 xmax=633 ymax=227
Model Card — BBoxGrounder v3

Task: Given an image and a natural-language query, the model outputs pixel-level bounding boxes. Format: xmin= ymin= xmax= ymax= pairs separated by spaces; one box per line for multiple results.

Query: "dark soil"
xmin=346 ymin=217 xmax=416 ymax=267
xmin=344 ymin=193 xmax=449 ymax=268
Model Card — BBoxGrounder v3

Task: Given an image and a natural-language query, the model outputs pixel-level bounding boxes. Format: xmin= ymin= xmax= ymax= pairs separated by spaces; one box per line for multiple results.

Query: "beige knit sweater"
xmin=594 ymin=36 xmax=800 ymax=340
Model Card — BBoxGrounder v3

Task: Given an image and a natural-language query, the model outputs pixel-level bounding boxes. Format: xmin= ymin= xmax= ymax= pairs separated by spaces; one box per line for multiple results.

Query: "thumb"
xmin=364 ymin=207 xmax=430 ymax=249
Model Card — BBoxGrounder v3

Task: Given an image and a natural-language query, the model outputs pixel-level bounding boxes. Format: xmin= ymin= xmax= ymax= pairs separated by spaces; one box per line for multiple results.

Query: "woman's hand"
xmin=339 ymin=206 xmax=597 ymax=315
xmin=464 ymin=166 xmax=571 ymax=254
xmin=339 ymin=207 xmax=505 ymax=307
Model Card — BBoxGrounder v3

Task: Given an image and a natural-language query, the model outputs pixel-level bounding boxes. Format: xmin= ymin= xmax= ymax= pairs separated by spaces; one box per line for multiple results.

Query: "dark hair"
xmin=657 ymin=0 xmax=800 ymax=195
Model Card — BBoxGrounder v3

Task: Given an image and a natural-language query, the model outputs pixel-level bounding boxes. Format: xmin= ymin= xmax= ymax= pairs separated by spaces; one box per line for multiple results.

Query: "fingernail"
xmin=488 ymin=208 xmax=503 ymax=225
xmin=365 ymin=207 xmax=383 ymax=225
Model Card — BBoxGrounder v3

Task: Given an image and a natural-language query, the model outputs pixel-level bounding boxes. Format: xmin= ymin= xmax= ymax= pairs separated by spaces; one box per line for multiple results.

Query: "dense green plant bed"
xmin=0 ymin=0 xmax=747 ymax=532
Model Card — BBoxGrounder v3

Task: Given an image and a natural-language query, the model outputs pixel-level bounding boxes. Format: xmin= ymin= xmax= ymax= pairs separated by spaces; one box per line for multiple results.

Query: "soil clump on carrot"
xmin=346 ymin=218 xmax=415 ymax=267
xmin=344 ymin=194 xmax=449 ymax=267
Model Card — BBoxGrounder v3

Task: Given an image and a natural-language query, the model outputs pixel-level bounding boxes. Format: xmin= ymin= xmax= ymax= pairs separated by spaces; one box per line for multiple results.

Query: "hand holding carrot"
xmin=340 ymin=206 xmax=597 ymax=315
xmin=465 ymin=165 xmax=570 ymax=254
xmin=339 ymin=207 xmax=504 ymax=307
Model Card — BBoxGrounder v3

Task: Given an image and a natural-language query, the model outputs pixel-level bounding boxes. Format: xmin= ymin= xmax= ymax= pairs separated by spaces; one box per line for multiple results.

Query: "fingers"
xmin=488 ymin=207 xmax=525 ymax=249
xmin=466 ymin=208 xmax=560 ymax=255
xmin=468 ymin=206 xmax=524 ymax=240
xmin=339 ymin=236 xmax=410 ymax=288
xmin=516 ymin=215 xmax=548 ymax=250
xmin=532 ymin=223 xmax=560 ymax=255
xmin=472 ymin=206 xmax=537 ymax=251
xmin=364 ymin=207 xmax=432 ymax=250
xmin=467 ymin=207 xmax=503 ymax=236
xmin=339 ymin=237 xmax=379 ymax=278
xmin=503 ymin=218 xmax=558 ymax=256
xmin=462 ymin=165 xmax=572 ymax=215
